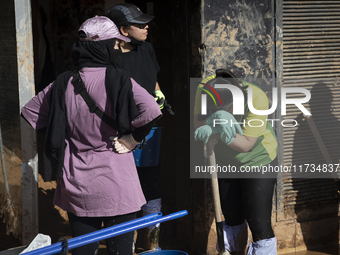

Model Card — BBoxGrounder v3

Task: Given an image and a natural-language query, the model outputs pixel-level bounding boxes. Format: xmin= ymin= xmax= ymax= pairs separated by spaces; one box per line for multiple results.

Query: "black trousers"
xmin=218 ymin=175 xmax=277 ymax=242
xmin=67 ymin=212 xmax=136 ymax=255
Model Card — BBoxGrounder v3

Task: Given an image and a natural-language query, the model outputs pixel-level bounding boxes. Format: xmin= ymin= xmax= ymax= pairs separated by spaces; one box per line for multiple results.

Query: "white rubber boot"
xmin=246 ymin=237 xmax=277 ymax=255
xmin=217 ymin=221 xmax=249 ymax=254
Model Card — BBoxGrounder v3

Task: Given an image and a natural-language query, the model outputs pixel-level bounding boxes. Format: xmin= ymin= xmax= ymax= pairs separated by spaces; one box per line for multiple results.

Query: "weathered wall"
xmin=202 ymin=0 xmax=275 ymax=79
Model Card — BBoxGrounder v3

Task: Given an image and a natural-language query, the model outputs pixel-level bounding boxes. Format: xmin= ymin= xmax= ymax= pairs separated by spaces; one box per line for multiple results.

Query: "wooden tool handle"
xmin=206 ymin=139 xmax=230 ymax=255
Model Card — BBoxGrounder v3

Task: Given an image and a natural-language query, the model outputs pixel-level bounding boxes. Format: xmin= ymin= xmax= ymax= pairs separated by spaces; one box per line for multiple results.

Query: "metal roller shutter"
xmin=282 ymin=0 xmax=340 ymax=219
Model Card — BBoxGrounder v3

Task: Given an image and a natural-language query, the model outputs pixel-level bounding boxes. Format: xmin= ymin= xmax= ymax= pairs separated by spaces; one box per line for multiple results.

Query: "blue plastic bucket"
xmin=133 ymin=127 xmax=162 ymax=167
xmin=140 ymin=251 xmax=188 ymax=255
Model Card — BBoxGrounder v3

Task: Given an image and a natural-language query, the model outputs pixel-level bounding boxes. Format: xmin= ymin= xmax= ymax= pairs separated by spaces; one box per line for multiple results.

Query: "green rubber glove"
xmin=194 ymin=125 xmax=218 ymax=144
xmin=220 ymin=133 xmax=235 ymax=145
xmin=154 ymin=90 xmax=165 ymax=109
xmin=206 ymin=110 xmax=243 ymax=139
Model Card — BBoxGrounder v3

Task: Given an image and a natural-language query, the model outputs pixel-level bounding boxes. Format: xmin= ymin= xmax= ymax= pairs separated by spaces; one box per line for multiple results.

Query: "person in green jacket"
xmin=194 ymin=69 xmax=278 ymax=255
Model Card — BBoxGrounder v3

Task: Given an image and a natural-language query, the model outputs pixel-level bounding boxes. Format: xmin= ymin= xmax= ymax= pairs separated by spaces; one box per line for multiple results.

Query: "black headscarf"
xmin=44 ymin=38 xmax=139 ymax=181
xmin=72 ymin=38 xmax=138 ymax=134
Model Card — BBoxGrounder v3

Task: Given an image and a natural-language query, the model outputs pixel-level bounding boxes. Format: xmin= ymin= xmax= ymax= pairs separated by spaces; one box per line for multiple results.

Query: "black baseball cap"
xmin=107 ymin=3 xmax=154 ymax=25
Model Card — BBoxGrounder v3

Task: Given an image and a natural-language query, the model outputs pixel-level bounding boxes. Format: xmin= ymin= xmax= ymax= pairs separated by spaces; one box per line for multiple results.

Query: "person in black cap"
xmin=106 ymin=3 xmax=163 ymax=98
xmin=107 ymin=3 xmax=165 ymax=251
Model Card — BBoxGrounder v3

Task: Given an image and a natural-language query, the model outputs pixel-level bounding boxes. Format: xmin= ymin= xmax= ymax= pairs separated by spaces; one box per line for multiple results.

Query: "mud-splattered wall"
xmin=202 ymin=0 xmax=275 ymax=82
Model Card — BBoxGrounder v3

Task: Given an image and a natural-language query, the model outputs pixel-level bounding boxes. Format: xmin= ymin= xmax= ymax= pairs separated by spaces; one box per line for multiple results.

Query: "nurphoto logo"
xmin=200 ymin=83 xmax=311 ymax=116
xmin=199 ymin=82 xmax=311 ymax=128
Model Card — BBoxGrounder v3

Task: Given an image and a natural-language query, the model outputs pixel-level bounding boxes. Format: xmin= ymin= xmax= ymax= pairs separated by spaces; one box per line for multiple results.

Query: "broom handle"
xmin=21 ymin=211 xmax=188 ymax=255
xmin=206 ymin=139 xmax=230 ymax=255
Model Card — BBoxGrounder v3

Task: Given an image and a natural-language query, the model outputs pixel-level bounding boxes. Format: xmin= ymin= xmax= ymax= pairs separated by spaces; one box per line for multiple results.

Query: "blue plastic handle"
xmin=22 ymin=212 xmax=162 ymax=255
xmin=22 ymin=210 xmax=188 ymax=255
xmin=66 ymin=212 xmax=162 ymax=245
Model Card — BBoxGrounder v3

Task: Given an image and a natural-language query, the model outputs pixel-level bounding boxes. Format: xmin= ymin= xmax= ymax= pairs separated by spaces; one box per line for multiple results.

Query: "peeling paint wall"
xmin=202 ymin=0 xmax=275 ymax=84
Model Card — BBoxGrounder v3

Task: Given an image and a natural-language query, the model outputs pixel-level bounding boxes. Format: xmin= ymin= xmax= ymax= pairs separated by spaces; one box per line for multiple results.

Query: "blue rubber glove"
xmin=206 ymin=110 xmax=243 ymax=139
xmin=194 ymin=125 xmax=217 ymax=144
